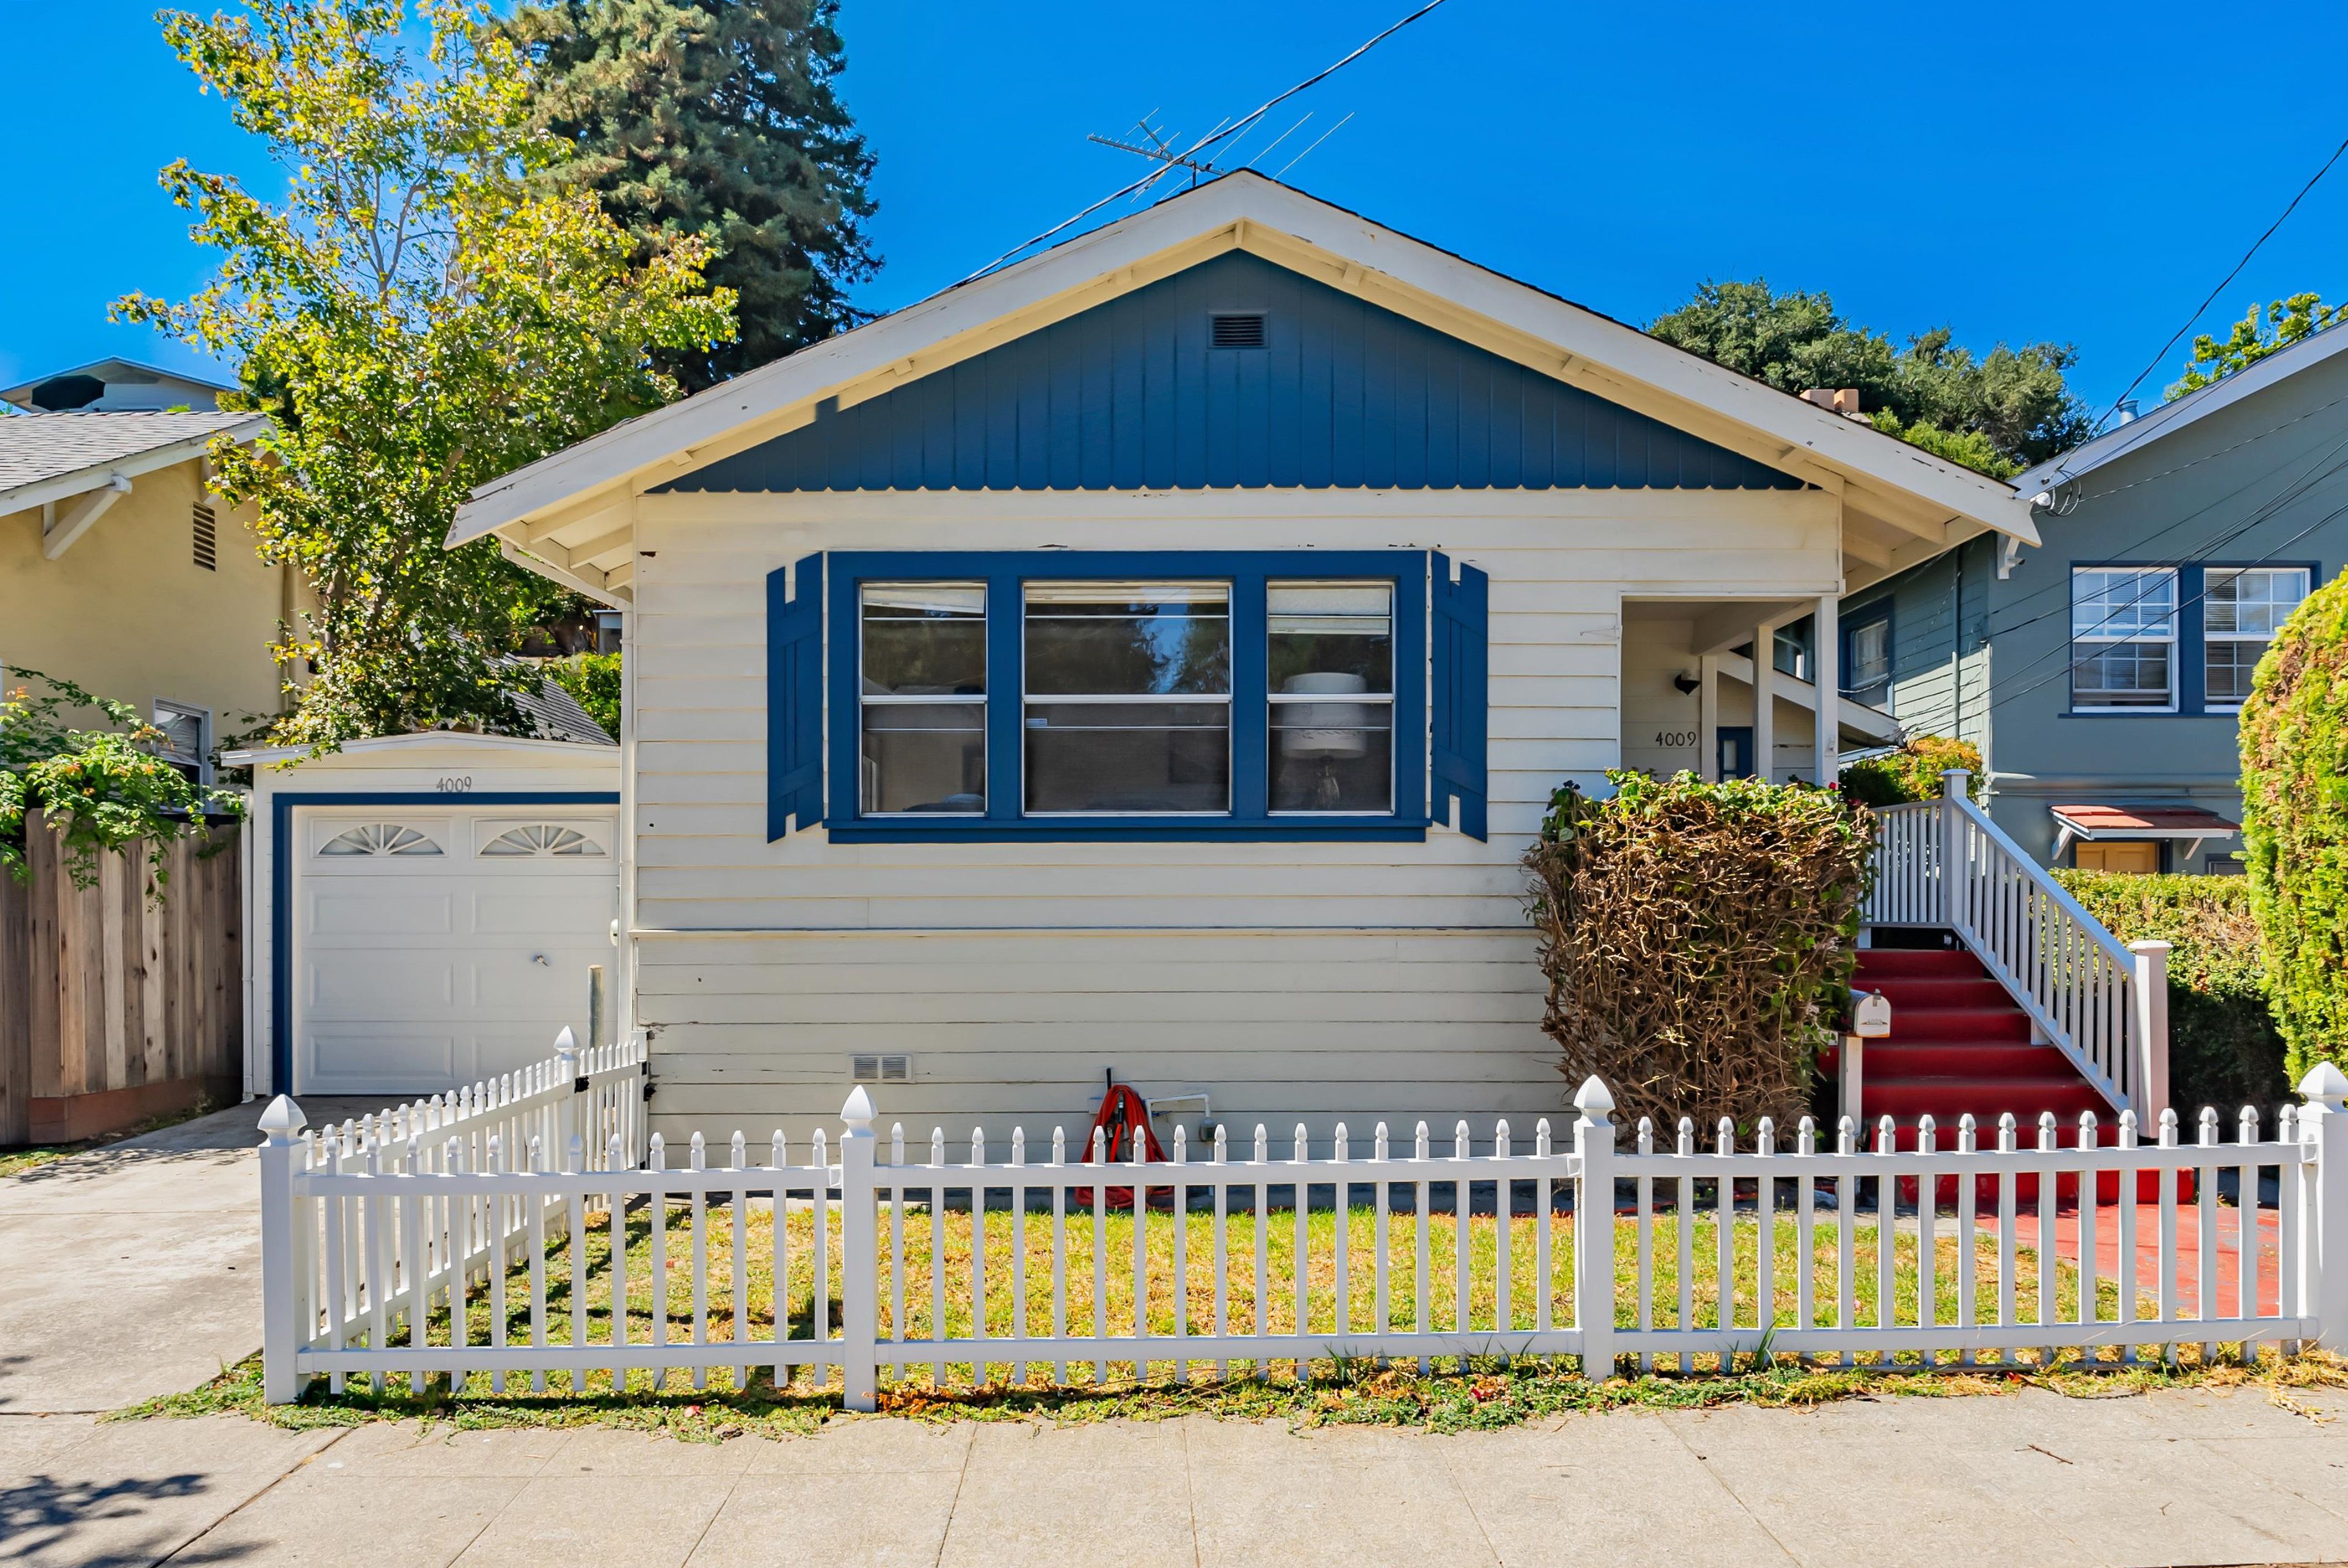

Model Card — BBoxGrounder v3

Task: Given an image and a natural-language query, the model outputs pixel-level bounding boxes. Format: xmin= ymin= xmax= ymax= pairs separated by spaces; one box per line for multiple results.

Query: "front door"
xmin=2075 ymin=840 xmax=2160 ymax=874
xmin=1717 ymin=726 xmax=1755 ymax=780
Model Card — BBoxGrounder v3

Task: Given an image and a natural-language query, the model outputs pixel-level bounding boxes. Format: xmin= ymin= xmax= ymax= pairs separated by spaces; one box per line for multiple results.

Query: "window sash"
xmin=2072 ymin=568 xmax=2178 ymax=710
xmin=2203 ymin=567 xmax=2309 ymax=708
xmin=827 ymin=552 xmax=1429 ymax=833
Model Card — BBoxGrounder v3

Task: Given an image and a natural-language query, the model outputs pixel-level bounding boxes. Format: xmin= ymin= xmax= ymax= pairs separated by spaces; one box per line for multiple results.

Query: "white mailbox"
xmin=1851 ymin=989 xmax=1893 ymax=1039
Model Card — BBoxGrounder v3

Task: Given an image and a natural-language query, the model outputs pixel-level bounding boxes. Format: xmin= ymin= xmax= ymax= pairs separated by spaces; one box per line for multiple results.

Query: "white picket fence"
xmin=259 ymin=1064 xmax=2348 ymax=1407
xmin=1863 ymin=769 xmax=2171 ymax=1122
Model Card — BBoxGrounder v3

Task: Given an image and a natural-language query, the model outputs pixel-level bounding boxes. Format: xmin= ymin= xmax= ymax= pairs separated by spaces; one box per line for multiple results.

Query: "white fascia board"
xmin=0 ymin=415 xmax=268 ymax=513
xmin=223 ymin=731 xmax=624 ymax=766
xmin=449 ymin=173 xmax=2037 ymax=547
xmin=2012 ymin=321 xmax=2348 ymax=496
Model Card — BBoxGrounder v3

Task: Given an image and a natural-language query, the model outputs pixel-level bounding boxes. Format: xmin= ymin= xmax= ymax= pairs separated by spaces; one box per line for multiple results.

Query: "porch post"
xmin=1697 ymin=653 xmax=1720 ymax=782
xmin=1813 ymin=593 xmax=1839 ymax=786
xmin=1751 ymin=619 xmax=1775 ymax=784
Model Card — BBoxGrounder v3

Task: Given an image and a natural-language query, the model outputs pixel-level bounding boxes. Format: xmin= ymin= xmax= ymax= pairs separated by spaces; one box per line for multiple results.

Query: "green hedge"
xmin=2239 ymin=565 xmax=2348 ymax=1084
xmin=2052 ymin=870 xmax=2288 ymax=1111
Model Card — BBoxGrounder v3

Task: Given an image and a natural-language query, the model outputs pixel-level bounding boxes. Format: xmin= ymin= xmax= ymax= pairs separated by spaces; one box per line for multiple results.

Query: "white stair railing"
xmin=1863 ymin=768 xmax=2170 ymax=1123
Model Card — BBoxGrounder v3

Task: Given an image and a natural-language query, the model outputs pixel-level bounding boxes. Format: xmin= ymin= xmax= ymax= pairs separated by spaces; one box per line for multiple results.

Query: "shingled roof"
xmin=0 ymin=410 xmax=266 ymax=505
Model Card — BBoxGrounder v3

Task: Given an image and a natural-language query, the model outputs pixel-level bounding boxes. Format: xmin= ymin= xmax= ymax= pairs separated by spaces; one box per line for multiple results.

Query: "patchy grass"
xmin=0 ymin=1097 xmax=220 ymax=1177
xmin=114 ymin=1198 xmax=2348 ymax=1438
xmin=121 ymin=1344 xmax=2348 ymax=1443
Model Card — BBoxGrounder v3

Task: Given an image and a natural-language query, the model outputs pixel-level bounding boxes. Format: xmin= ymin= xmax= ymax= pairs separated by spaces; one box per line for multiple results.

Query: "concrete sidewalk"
xmin=0 ymin=1095 xmax=380 ymax=1415
xmin=6 ymin=1385 xmax=2347 ymax=1567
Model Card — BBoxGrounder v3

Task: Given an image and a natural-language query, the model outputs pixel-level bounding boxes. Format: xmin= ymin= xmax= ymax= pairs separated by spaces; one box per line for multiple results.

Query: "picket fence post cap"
xmin=2299 ymin=1060 xmax=2348 ymax=1108
xmin=553 ymin=1024 xmax=579 ymax=1059
xmin=841 ymin=1084 xmax=876 ymax=1131
xmin=1572 ymin=1076 xmax=1615 ymax=1118
xmin=258 ymin=1095 xmax=306 ymax=1143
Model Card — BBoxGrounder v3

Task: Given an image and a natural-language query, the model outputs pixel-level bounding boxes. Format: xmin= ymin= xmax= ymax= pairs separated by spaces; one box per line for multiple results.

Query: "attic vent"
xmin=1210 ymin=312 xmax=1267 ymax=349
xmin=852 ymin=1053 xmax=912 ymax=1084
xmin=192 ymin=502 xmax=217 ymax=571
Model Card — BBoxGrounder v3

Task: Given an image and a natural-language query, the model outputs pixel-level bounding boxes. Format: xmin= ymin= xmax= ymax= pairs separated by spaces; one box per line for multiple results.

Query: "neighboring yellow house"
xmin=1 ymin=360 xmax=303 ymax=772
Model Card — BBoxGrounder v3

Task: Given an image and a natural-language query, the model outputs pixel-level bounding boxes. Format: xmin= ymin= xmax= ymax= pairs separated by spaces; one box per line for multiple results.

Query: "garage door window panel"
xmin=480 ymin=823 xmax=607 ymax=857
xmin=318 ymin=822 xmax=444 ymax=857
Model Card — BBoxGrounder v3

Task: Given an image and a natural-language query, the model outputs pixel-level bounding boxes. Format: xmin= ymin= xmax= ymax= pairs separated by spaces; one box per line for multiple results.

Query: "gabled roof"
xmin=2 ymin=358 xmax=238 ymax=412
xmin=451 ymin=172 xmax=2037 ymax=604
xmin=2010 ymin=320 xmax=2348 ymax=496
xmin=0 ymin=410 xmax=267 ymax=511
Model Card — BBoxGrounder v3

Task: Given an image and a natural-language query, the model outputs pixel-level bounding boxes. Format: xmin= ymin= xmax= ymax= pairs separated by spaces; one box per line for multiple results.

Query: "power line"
xmin=2090 ymin=130 xmax=2348 ymax=434
xmin=960 ymin=0 xmax=1456 ymax=283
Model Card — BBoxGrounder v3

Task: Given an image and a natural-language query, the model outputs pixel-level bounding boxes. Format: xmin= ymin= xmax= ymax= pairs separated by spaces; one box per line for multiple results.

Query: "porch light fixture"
xmin=1673 ymin=670 xmax=1702 ymax=696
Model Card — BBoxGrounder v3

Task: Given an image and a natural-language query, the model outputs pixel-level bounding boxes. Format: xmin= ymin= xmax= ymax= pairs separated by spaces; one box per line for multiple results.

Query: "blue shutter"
xmin=768 ymin=553 xmax=825 ymax=838
xmin=1431 ymin=554 xmax=1489 ymax=840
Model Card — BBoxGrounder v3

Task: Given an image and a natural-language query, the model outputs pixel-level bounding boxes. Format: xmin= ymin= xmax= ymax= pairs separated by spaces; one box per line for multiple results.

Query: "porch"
xmin=1621 ymin=595 xmax=1903 ymax=785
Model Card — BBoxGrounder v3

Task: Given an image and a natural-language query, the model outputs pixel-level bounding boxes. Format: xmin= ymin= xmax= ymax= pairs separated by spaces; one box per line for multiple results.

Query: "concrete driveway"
xmin=0 ymin=1096 xmax=377 ymax=1416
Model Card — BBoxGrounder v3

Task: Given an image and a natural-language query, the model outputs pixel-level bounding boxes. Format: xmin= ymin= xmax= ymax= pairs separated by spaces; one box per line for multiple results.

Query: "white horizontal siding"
xmin=624 ymin=487 xmax=1839 ymax=1139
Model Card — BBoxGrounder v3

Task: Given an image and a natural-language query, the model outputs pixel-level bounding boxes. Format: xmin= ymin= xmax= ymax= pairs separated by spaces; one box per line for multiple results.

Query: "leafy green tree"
xmin=1 ymin=670 xmax=242 ymax=896
xmin=545 ymin=650 xmax=622 ymax=738
xmin=514 ymin=0 xmax=878 ymax=390
xmin=116 ymin=0 xmax=735 ymax=749
xmin=2169 ymin=293 xmax=2343 ymax=398
xmin=2239 ymin=565 xmax=2348 ymax=1082
xmin=1649 ymin=280 xmax=2093 ymax=477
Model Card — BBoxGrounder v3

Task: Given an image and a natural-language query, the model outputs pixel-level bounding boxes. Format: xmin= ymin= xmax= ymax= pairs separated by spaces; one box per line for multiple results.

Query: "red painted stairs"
xmin=1844 ymin=946 xmax=2113 ymax=1142
xmin=1829 ymin=945 xmax=2175 ymax=1202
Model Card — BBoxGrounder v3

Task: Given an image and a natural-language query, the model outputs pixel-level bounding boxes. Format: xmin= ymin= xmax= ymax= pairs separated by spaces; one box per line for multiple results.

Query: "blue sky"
xmin=6 ymin=0 xmax=2344 ymax=420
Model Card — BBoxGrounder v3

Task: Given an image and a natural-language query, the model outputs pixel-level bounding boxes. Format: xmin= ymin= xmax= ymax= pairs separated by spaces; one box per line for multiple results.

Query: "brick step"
xmin=1854 ymin=948 xmax=1986 ymax=978
xmin=1858 ymin=977 xmax=2013 ymax=1009
xmin=1859 ymin=1041 xmax=2073 ymax=1077
xmin=1858 ymin=1079 xmax=2113 ymax=1125
xmin=1878 ymin=1005 xmax=2035 ymax=1044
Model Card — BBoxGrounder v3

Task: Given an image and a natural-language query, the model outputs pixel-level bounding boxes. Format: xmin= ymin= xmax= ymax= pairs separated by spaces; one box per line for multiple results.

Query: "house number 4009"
xmin=1652 ymin=731 xmax=1697 ymax=748
xmin=436 ymin=776 xmax=474 ymax=793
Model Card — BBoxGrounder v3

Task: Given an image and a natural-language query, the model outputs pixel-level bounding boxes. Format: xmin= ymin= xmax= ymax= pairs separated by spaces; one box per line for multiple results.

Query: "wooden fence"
xmin=0 ymin=812 xmax=243 ymax=1147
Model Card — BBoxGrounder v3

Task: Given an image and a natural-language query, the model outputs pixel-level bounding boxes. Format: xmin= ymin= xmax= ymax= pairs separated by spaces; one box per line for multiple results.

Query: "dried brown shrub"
xmin=1523 ymin=771 xmax=1871 ymax=1133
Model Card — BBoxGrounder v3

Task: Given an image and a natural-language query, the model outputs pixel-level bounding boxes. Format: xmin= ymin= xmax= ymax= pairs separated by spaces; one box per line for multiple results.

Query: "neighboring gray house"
xmin=1844 ymin=321 xmax=2348 ymax=873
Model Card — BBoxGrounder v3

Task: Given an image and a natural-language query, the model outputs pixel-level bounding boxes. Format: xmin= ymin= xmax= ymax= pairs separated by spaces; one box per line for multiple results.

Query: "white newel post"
xmin=258 ymin=1095 xmax=308 ymax=1405
xmin=840 ymin=1085 xmax=879 ymax=1412
xmin=2129 ymin=941 xmax=2172 ymax=1123
xmin=1572 ymin=1076 xmax=1616 ymax=1380
xmin=1939 ymin=768 xmax=1970 ymax=931
xmin=553 ymin=1025 xmax=582 ymax=1169
xmin=2300 ymin=1064 xmax=2348 ymax=1350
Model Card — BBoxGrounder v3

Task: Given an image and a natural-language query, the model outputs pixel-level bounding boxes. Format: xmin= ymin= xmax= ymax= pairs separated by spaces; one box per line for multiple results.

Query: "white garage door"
xmin=292 ymin=807 xmax=619 ymax=1096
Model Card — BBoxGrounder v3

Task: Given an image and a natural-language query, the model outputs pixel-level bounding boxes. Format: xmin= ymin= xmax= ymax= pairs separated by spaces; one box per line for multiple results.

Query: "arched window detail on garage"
xmin=318 ymin=823 xmax=444 ymax=857
xmin=480 ymin=824 xmax=607 ymax=858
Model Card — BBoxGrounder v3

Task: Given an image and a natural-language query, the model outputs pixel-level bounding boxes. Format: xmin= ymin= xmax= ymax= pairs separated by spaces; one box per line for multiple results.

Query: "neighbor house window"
xmin=1269 ymin=582 xmax=1394 ymax=812
xmin=2071 ymin=568 xmax=2177 ymax=710
xmin=859 ymin=583 xmax=987 ymax=814
xmin=153 ymin=699 xmax=210 ymax=785
xmin=1844 ymin=616 xmax=1891 ymax=706
xmin=1772 ymin=617 xmax=1811 ymax=682
xmin=2205 ymin=567 xmax=2309 ymax=708
xmin=1023 ymin=582 xmax=1232 ymax=814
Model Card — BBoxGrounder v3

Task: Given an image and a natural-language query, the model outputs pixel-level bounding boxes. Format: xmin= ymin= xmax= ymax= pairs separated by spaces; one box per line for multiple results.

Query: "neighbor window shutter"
xmin=1430 ymin=554 xmax=1489 ymax=840
xmin=768 ymin=553 xmax=825 ymax=838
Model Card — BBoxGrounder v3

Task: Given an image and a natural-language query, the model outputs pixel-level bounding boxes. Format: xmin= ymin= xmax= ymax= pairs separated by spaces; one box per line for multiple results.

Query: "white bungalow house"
xmin=430 ymin=173 xmax=2049 ymax=1152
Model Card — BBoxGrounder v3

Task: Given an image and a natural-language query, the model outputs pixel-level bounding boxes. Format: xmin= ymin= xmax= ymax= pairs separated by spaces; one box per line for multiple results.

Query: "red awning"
xmin=2048 ymin=804 xmax=2239 ymax=840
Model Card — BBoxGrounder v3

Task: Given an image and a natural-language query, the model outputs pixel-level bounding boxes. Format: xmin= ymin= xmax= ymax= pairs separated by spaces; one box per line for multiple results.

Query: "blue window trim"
xmin=2062 ymin=559 xmax=2321 ymax=718
xmin=267 ymin=791 xmax=622 ymax=1096
xmin=821 ymin=550 xmax=1432 ymax=843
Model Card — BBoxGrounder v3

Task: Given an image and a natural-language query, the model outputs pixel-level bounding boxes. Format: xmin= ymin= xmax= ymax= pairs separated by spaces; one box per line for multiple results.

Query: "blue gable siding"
xmin=662 ymin=252 xmax=1799 ymax=494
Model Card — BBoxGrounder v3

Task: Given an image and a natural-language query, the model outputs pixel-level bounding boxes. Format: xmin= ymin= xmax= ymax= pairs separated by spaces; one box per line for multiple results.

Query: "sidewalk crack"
xmin=153 ymin=1423 xmax=356 ymax=1566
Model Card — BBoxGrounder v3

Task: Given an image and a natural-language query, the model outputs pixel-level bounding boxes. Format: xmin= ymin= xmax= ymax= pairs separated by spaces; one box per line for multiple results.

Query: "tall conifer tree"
xmin=517 ymin=0 xmax=879 ymax=389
